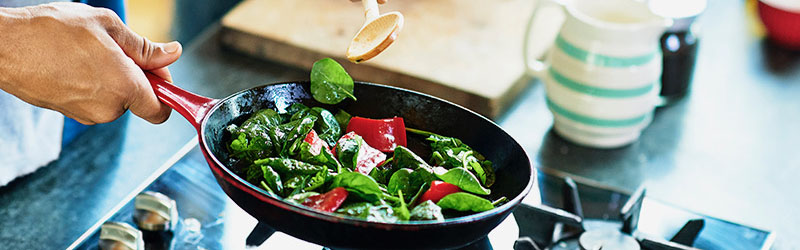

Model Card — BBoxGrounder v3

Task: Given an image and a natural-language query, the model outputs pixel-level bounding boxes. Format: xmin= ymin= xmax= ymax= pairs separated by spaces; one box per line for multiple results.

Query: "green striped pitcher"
xmin=524 ymin=0 xmax=671 ymax=148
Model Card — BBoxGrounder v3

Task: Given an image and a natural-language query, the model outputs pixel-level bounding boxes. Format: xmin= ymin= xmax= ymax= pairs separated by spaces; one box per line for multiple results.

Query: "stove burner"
xmin=578 ymin=228 xmax=640 ymax=250
xmin=513 ymin=177 xmax=707 ymax=250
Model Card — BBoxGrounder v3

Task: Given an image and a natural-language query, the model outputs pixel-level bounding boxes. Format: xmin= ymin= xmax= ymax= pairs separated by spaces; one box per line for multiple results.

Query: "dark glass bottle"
xmin=649 ymin=0 xmax=706 ymax=106
xmin=659 ymin=29 xmax=699 ymax=105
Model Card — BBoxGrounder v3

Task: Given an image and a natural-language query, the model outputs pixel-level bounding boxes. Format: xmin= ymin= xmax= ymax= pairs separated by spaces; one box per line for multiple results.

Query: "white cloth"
xmin=0 ymin=91 xmax=63 ymax=186
xmin=0 ymin=0 xmax=68 ymax=187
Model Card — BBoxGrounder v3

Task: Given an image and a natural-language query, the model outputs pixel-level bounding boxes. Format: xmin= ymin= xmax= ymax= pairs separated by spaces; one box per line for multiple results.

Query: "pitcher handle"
xmin=523 ymin=0 xmax=566 ymax=78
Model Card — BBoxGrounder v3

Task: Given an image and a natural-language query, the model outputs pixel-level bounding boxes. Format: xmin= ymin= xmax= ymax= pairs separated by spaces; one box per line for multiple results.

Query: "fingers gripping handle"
xmin=145 ymin=72 xmax=218 ymax=131
xmin=523 ymin=0 xmax=566 ymax=78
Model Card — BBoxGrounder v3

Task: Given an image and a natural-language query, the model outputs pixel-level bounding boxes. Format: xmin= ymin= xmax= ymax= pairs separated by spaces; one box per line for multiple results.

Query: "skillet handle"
xmin=145 ymin=72 xmax=218 ymax=131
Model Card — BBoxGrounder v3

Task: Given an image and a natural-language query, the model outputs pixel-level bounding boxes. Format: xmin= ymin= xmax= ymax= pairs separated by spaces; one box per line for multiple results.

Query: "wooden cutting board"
xmin=220 ymin=0 xmax=537 ymax=118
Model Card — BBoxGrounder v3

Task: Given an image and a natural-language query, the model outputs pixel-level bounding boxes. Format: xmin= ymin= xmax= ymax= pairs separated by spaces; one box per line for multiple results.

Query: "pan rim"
xmin=198 ymin=80 xmax=535 ymax=229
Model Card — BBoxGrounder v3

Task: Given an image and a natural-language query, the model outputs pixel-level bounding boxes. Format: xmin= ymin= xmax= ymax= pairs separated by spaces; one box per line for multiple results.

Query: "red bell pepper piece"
xmin=301 ymin=187 xmax=349 ymax=212
xmin=303 ymin=129 xmax=332 ymax=155
xmin=355 ymin=141 xmax=385 ymax=175
xmin=418 ymin=180 xmax=462 ymax=204
xmin=345 ymin=116 xmax=407 ymax=152
xmin=335 ymin=131 xmax=386 ymax=175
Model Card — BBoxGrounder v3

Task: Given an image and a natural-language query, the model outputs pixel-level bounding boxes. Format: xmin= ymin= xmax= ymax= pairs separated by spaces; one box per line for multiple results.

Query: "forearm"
xmin=0 ymin=8 xmax=13 ymax=90
xmin=0 ymin=7 xmax=29 ymax=92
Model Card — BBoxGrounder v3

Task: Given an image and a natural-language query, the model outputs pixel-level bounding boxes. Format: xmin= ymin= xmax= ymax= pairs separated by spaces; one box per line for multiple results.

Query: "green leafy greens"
xmin=310 ymin=58 xmax=357 ymax=105
xmin=225 ymin=68 xmax=504 ymax=222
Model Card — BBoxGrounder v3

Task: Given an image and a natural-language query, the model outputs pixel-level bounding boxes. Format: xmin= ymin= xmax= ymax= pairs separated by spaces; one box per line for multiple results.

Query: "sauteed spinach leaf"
xmin=334 ymin=109 xmax=351 ymax=131
xmin=435 ymin=167 xmax=491 ymax=196
xmin=409 ymin=200 xmax=444 ymax=221
xmin=261 ymin=165 xmax=284 ymax=196
xmin=436 ymin=192 xmax=494 ymax=213
xmin=226 ymin=104 xmax=504 ymax=222
xmin=407 ymin=127 xmax=496 ymax=187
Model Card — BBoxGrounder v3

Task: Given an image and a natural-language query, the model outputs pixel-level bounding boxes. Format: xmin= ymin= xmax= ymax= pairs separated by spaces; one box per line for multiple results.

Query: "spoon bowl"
xmin=346 ymin=1 xmax=404 ymax=63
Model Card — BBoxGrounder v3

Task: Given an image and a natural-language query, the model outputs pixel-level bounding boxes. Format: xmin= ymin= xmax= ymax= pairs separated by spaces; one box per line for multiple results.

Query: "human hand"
xmin=350 ymin=0 xmax=388 ymax=4
xmin=0 ymin=3 xmax=181 ymax=125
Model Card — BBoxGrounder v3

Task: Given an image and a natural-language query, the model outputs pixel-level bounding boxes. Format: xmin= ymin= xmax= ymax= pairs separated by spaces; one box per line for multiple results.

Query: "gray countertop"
xmin=500 ymin=1 xmax=800 ymax=248
xmin=0 ymin=0 xmax=798 ymax=249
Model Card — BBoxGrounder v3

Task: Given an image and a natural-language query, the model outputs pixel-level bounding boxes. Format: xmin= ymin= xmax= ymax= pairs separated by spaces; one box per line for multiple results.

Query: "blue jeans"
xmin=62 ymin=0 xmax=125 ymax=146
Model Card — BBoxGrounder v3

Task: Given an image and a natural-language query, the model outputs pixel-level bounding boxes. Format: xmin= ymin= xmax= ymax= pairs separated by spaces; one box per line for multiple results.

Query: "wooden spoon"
xmin=346 ymin=0 xmax=404 ymax=63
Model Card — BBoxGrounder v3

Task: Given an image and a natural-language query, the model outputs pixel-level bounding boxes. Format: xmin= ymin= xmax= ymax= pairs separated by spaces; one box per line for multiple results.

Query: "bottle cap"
xmin=99 ymin=222 xmax=144 ymax=250
xmin=133 ymin=191 xmax=178 ymax=231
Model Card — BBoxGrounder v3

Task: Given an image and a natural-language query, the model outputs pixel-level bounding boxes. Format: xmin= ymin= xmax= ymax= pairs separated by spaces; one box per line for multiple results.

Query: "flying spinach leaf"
xmin=409 ymin=200 xmax=444 ymax=221
xmin=261 ymin=165 xmax=284 ymax=196
xmin=310 ymin=58 xmax=357 ymax=104
xmin=254 ymin=158 xmax=326 ymax=176
xmin=436 ymin=192 xmax=494 ymax=213
xmin=435 ymin=167 xmax=490 ymax=195
xmin=387 ymin=168 xmax=414 ymax=197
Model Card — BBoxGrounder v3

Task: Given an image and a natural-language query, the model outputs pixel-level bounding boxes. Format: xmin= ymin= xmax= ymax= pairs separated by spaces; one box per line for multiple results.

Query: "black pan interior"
xmin=202 ymin=81 xmax=531 ymax=222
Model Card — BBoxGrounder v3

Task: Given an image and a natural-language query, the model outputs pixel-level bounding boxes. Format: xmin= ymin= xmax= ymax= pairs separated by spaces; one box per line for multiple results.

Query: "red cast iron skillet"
xmin=146 ymin=72 xmax=534 ymax=249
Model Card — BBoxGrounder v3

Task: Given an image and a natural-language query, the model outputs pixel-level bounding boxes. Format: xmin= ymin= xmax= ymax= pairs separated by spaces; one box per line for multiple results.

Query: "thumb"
xmin=128 ymin=39 xmax=182 ymax=70
xmin=106 ymin=20 xmax=182 ymax=70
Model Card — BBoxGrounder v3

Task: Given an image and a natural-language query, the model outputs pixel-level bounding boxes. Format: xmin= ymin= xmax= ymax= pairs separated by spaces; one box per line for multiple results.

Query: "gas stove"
xmin=514 ymin=172 xmax=775 ymax=250
xmin=72 ymin=144 xmax=774 ymax=250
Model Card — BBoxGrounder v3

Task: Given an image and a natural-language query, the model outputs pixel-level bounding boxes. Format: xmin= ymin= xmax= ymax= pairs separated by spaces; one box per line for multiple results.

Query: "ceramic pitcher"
xmin=524 ymin=0 xmax=671 ymax=148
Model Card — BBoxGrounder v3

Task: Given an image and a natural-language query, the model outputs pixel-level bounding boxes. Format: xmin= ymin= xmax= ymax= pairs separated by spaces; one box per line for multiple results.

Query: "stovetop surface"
xmin=532 ymin=170 xmax=774 ymax=250
xmin=74 ymin=145 xmax=773 ymax=250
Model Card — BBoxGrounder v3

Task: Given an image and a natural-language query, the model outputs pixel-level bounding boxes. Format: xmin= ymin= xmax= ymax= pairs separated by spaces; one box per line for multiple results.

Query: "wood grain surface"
xmin=219 ymin=0 xmax=537 ymax=118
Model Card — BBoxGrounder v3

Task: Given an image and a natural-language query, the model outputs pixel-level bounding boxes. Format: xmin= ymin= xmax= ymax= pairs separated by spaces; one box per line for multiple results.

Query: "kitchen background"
xmin=0 ymin=0 xmax=798 ymax=249
xmin=126 ymin=0 xmax=800 ymax=247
